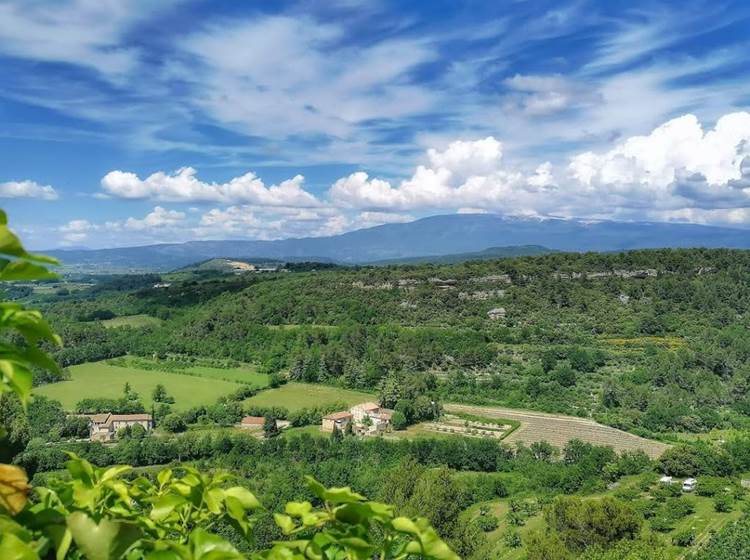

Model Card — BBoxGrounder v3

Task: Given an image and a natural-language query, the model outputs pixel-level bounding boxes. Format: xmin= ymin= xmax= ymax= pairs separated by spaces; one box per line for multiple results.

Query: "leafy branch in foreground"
xmin=0 ymin=208 xmax=61 ymax=405
xmin=1 ymin=453 xmax=458 ymax=560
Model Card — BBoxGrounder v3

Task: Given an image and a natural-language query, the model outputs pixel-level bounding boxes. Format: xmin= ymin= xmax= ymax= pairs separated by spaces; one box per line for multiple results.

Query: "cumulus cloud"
xmin=59 ymin=219 xmax=95 ymax=243
xmin=0 ymin=180 xmax=58 ymax=200
xmin=124 ymin=206 xmax=186 ymax=231
xmin=100 ymin=167 xmax=321 ymax=207
xmin=329 ymin=137 xmax=543 ymax=211
xmin=569 ymin=112 xmax=750 ymax=191
xmin=328 ymin=111 xmax=750 ymax=225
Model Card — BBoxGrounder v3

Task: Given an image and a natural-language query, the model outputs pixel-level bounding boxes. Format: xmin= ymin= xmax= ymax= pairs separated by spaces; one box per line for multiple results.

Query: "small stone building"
xmin=322 ymin=402 xmax=394 ymax=435
xmin=321 ymin=411 xmax=353 ymax=433
xmin=238 ymin=416 xmax=265 ymax=430
xmin=86 ymin=413 xmax=153 ymax=441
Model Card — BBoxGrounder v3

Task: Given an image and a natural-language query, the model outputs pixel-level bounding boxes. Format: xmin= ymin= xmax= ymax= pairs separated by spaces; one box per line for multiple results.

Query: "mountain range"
xmin=45 ymin=214 xmax=750 ymax=272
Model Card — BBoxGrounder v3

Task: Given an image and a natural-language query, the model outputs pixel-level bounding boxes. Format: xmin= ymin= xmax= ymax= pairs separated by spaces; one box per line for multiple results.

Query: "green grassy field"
xmin=35 ymin=362 xmax=242 ymax=410
xmin=180 ymin=365 xmax=269 ymax=386
xmin=244 ymin=382 xmax=373 ymax=412
xmin=107 ymin=356 xmax=269 ymax=387
xmin=101 ymin=314 xmax=163 ymax=328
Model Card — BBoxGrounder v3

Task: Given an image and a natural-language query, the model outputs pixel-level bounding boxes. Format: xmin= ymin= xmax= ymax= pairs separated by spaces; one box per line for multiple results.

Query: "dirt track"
xmin=445 ymin=403 xmax=669 ymax=459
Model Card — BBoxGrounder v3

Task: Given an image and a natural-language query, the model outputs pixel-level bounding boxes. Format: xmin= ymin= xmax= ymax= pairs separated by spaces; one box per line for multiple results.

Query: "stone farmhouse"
xmin=238 ymin=416 xmax=265 ymax=430
xmin=237 ymin=416 xmax=290 ymax=432
xmin=321 ymin=401 xmax=394 ymax=436
xmin=85 ymin=413 xmax=153 ymax=442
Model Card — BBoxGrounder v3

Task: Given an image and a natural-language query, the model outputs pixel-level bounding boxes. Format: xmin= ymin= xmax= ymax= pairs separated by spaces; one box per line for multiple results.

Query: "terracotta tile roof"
xmin=89 ymin=413 xmax=111 ymax=424
xmin=241 ymin=416 xmax=265 ymax=425
xmin=324 ymin=411 xmax=353 ymax=421
xmin=354 ymin=402 xmax=381 ymax=411
xmin=110 ymin=414 xmax=152 ymax=422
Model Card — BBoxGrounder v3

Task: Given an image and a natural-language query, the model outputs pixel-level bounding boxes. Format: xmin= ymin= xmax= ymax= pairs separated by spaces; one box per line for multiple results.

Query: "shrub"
xmin=649 ymin=516 xmax=674 ymax=533
xmin=714 ymin=494 xmax=733 ymax=512
xmin=661 ymin=497 xmax=695 ymax=520
xmin=543 ymin=496 xmax=641 ymax=552
xmin=696 ymin=476 xmax=726 ymax=497
xmin=391 ymin=410 xmax=408 ymax=430
xmin=672 ymin=529 xmax=696 ymax=547
xmin=474 ymin=513 xmax=500 ymax=532
xmin=503 ymin=528 xmax=522 ymax=548
xmin=614 ymin=487 xmax=641 ymax=501
xmin=161 ymin=413 xmax=187 ymax=433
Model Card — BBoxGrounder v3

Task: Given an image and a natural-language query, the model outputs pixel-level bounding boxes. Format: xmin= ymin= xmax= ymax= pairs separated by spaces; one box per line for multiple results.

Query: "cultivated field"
xmin=179 ymin=364 xmax=269 ymax=386
xmin=445 ymin=403 xmax=669 ymax=458
xmin=35 ymin=362 xmax=242 ymax=410
xmin=101 ymin=314 xmax=163 ymax=328
xmin=418 ymin=415 xmax=515 ymax=440
xmin=244 ymin=382 xmax=373 ymax=412
xmin=108 ymin=356 xmax=270 ymax=386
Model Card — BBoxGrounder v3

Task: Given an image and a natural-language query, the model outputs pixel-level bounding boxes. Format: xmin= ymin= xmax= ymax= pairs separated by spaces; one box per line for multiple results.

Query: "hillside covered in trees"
xmin=32 ymin=248 xmax=750 ymax=436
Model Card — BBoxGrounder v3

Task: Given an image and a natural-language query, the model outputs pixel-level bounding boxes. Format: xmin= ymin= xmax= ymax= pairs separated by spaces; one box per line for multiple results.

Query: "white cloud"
xmin=101 ymin=167 xmax=321 ymax=207
xmin=569 ymin=112 xmax=750 ymax=189
xmin=124 ymin=206 xmax=186 ymax=231
xmin=0 ymin=180 xmax=58 ymax=200
xmin=502 ymin=74 xmax=599 ymax=116
xmin=356 ymin=211 xmax=414 ymax=226
xmin=329 ymin=137 xmax=532 ymax=210
xmin=177 ymin=15 xmax=437 ymax=140
xmin=59 ymin=219 xmax=95 ymax=243
xmin=0 ymin=0 xmax=163 ymax=79
xmin=328 ymin=111 xmax=750 ymax=225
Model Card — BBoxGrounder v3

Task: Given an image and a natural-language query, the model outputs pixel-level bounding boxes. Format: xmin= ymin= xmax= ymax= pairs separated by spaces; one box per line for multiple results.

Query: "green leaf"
xmin=157 ymin=469 xmax=172 ymax=488
xmin=284 ymin=501 xmax=312 ymax=517
xmin=304 ymin=477 xmax=365 ymax=505
xmin=101 ymin=465 xmax=132 ymax=483
xmin=44 ymin=525 xmax=73 ymax=560
xmin=0 ymin=361 xmax=33 ymax=405
xmin=0 ymin=532 xmax=38 ymax=560
xmin=188 ymin=528 xmax=243 ymax=560
xmin=223 ymin=487 xmax=261 ymax=510
xmin=65 ymin=455 xmax=95 ymax=487
xmin=66 ymin=512 xmax=142 ymax=560
xmin=204 ymin=487 xmax=224 ymax=515
xmin=0 ymin=222 xmax=59 ymax=265
xmin=0 ymin=260 xmax=57 ymax=282
xmin=150 ymin=494 xmax=186 ymax=522
xmin=274 ymin=513 xmax=296 ymax=535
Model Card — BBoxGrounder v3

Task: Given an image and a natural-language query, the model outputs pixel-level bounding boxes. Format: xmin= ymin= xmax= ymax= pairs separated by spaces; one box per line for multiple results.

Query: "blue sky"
xmin=1 ymin=0 xmax=750 ymax=248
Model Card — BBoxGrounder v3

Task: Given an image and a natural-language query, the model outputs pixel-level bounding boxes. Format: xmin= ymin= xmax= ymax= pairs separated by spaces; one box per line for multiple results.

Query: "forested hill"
xmin=37 ymin=248 xmax=750 ymax=437
xmin=44 ymin=213 xmax=750 ymax=271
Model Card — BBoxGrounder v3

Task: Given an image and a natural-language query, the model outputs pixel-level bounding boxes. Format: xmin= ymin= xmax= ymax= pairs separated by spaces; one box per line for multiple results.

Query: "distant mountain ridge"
xmin=370 ymin=245 xmax=556 ymax=265
xmin=45 ymin=214 xmax=750 ymax=272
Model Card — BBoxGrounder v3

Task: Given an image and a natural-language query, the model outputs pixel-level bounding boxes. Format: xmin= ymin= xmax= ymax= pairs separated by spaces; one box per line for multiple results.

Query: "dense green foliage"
xmin=34 ymin=248 xmax=750 ymax=434
xmin=1 ymin=454 xmax=458 ymax=560
xmin=690 ymin=516 xmax=750 ymax=559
